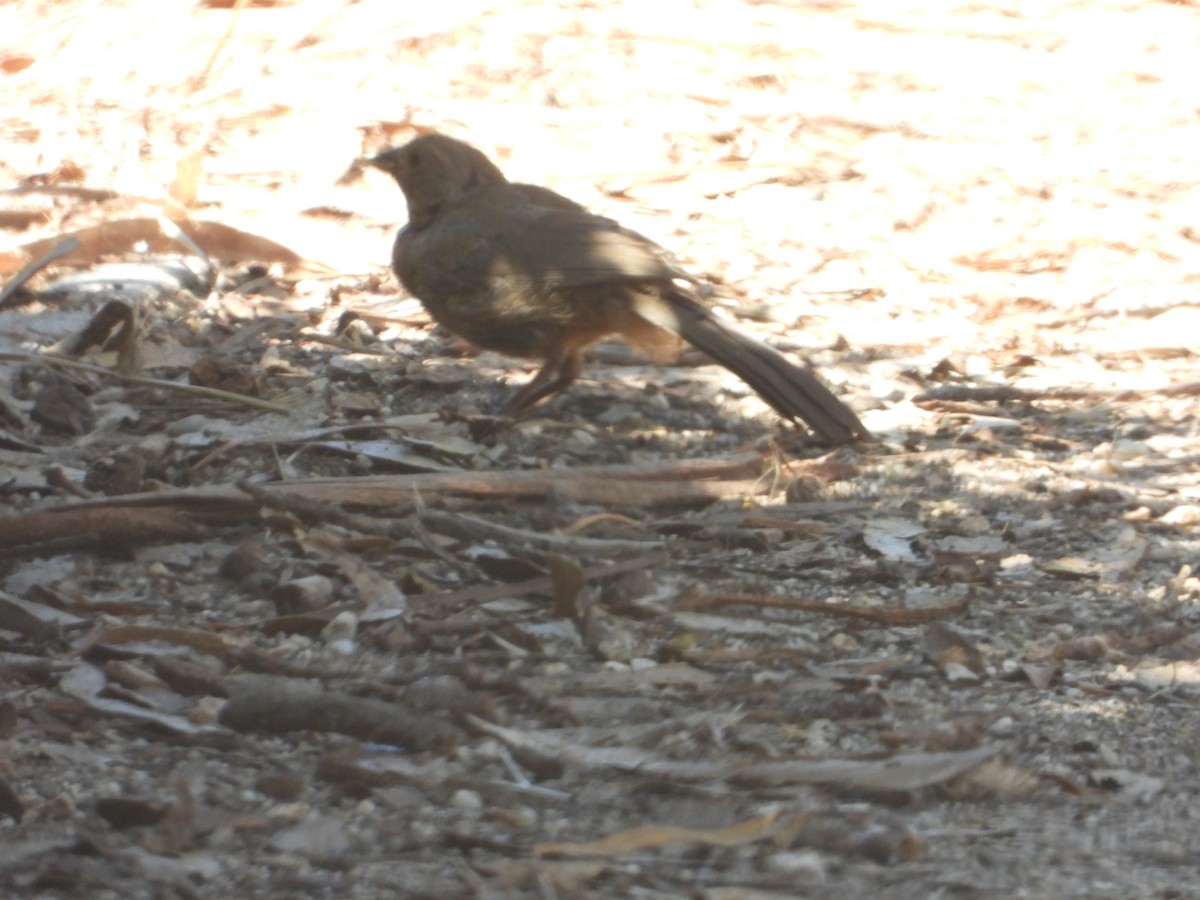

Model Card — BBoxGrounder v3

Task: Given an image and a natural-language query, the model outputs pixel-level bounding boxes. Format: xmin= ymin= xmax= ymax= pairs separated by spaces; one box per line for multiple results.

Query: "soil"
xmin=1 ymin=2 xmax=1198 ymax=898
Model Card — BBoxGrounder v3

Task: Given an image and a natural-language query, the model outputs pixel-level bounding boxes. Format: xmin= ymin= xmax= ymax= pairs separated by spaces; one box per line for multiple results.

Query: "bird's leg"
xmin=500 ymin=347 xmax=583 ymax=413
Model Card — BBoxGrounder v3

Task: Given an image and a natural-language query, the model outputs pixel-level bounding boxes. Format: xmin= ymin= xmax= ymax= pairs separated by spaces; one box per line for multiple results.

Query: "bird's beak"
xmin=367 ymin=148 xmax=401 ymax=173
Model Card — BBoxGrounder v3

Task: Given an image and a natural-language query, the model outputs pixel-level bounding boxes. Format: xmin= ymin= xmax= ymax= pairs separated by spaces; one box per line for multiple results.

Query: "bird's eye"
xmin=407 ymin=150 xmax=421 ymax=168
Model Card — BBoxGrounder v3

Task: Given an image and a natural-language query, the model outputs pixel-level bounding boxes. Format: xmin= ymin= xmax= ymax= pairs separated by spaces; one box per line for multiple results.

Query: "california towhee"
xmin=371 ymin=134 xmax=867 ymax=444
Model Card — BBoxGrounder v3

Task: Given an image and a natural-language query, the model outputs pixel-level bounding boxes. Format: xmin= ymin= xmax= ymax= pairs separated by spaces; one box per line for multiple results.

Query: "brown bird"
xmin=370 ymin=134 xmax=867 ymax=444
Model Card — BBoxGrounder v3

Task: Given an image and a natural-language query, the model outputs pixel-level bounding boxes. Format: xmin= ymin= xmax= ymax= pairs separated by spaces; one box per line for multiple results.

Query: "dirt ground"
xmin=2 ymin=1 xmax=1199 ymax=898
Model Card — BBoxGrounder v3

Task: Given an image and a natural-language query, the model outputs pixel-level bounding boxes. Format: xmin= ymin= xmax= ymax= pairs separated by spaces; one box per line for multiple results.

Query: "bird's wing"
xmin=474 ymin=185 xmax=679 ymax=289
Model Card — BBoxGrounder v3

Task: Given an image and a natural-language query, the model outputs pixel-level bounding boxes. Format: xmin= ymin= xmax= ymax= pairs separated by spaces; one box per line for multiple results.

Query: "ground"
xmin=1 ymin=1 xmax=1198 ymax=898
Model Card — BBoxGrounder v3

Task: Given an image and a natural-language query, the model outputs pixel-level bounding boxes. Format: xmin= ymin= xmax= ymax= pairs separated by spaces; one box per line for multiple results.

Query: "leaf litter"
xmin=0 ymin=0 xmax=1198 ymax=897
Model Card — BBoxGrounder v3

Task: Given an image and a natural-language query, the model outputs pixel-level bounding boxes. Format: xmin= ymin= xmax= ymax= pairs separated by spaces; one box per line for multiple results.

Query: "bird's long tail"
xmin=635 ymin=289 xmax=868 ymax=444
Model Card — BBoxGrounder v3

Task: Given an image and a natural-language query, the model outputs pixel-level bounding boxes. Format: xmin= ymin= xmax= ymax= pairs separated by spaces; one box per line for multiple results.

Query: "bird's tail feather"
xmin=635 ymin=290 xmax=867 ymax=444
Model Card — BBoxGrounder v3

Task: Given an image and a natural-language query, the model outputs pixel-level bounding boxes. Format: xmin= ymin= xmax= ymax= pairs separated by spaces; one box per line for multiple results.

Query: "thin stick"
xmin=0 ymin=352 xmax=291 ymax=414
xmin=0 ymin=237 xmax=81 ymax=309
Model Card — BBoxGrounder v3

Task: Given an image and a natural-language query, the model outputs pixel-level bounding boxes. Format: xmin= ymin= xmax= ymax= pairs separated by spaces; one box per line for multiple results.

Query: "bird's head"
xmin=370 ymin=133 xmax=507 ymax=228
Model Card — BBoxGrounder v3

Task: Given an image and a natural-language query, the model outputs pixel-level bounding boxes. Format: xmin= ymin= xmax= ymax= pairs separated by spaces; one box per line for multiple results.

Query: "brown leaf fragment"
xmin=255 ymin=772 xmax=307 ymax=801
xmin=943 ymin=757 xmax=1038 ymax=800
xmin=843 ymin=824 xmax=929 ymax=864
xmin=1087 ymin=769 xmax=1164 ymax=802
xmin=96 ymin=624 xmax=247 ymax=660
xmin=104 ymin=660 xmax=171 ymax=693
xmin=60 ymin=300 xmax=139 ymax=364
xmin=548 ymin=554 xmax=586 ymax=620
xmin=921 ymin=624 xmax=987 ymax=679
xmin=1051 ymin=635 xmax=1111 ymax=661
xmin=0 ymin=209 xmax=48 ymax=232
xmin=83 ymin=448 xmax=148 ymax=496
xmin=879 ymin=714 xmax=989 ymax=752
xmin=0 ymin=56 xmax=34 ymax=74
xmin=218 ymin=539 xmax=273 ymax=581
xmin=930 ymin=539 xmax=1001 ymax=583
xmin=218 ymin=674 xmax=461 ymax=751
xmin=94 ymin=797 xmax=171 ymax=830
xmin=268 ymin=575 xmax=337 ymax=615
xmin=403 ymin=551 xmax=669 ymax=615
xmin=1044 ymin=771 xmax=1095 ymax=796
xmin=189 ymin=356 xmax=260 ymax=396
xmin=30 ymin=381 xmax=95 ymax=436
xmin=258 ymin=610 xmax=347 ymax=638
xmin=1038 ymin=529 xmax=1147 ymax=583
xmin=315 ymin=753 xmax=432 ymax=792
xmin=472 ymin=550 xmax=546 ymax=583
xmin=576 ymin=599 xmax=650 ymax=663
xmin=152 ymin=654 xmax=226 ymax=697
xmin=4 ymin=219 xmax=309 ymax=274
xmin=952 ymin=247 xmax=1071 ymax=274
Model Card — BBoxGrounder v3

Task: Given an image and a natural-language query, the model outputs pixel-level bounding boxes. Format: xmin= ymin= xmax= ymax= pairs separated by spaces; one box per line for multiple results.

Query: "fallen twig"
xmin=0 ymin=352 xmax=292 ymax=413
xmin=682 ymin=592 xmax=970 ymax=625
xmin=0 ymin=236 xmax=81 ymax=308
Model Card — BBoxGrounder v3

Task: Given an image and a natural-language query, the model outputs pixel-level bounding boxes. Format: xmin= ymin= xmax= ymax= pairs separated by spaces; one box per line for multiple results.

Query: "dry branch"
xmin=0 ymin=455 xmax=773 ymax=556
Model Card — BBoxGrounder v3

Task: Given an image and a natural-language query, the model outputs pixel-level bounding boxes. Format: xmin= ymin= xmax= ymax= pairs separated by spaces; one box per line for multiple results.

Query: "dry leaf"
xmin=2 ymin=218 xmax=309 ymax=275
